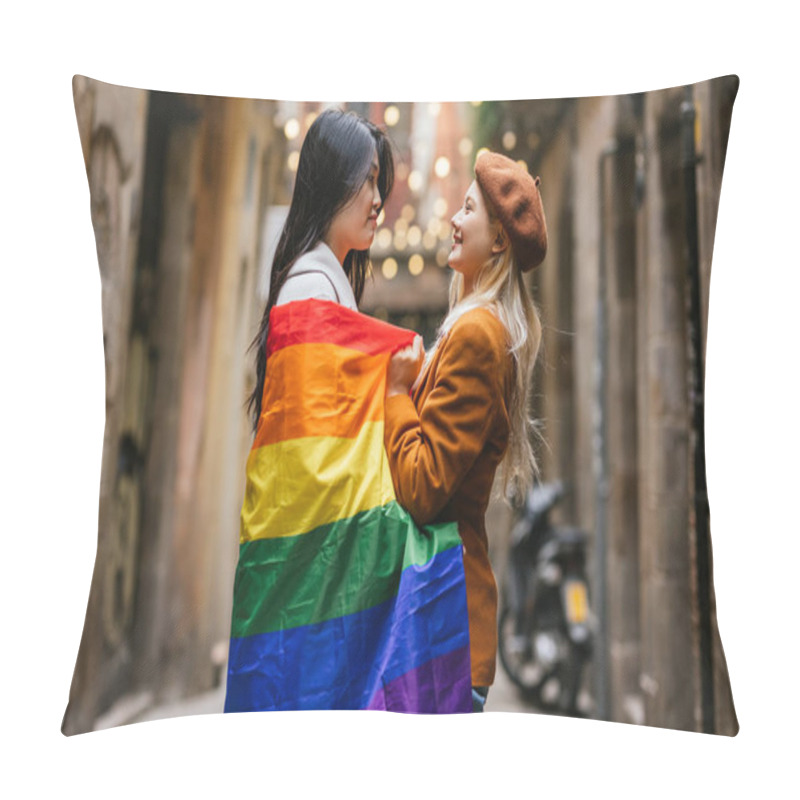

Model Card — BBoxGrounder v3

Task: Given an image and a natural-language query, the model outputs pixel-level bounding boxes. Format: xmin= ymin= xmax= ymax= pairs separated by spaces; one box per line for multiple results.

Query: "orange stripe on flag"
xmin=253 ymin=343 xmax=389 ymax=449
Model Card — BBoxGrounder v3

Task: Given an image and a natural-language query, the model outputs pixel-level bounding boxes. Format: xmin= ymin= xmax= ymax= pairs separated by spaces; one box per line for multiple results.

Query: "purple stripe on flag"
xmin=366 ymin=644 xmax=473 ymax=714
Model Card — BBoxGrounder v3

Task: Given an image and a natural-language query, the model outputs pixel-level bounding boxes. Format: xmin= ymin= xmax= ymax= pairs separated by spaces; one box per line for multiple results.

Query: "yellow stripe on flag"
xmin=240 ymin=421 xmax=395 ymax=543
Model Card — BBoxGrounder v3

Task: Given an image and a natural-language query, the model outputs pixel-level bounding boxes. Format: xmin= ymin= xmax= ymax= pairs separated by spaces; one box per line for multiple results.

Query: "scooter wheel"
xmin=498 ymin=605 xmax=587 ymax=716
xmin=498 ymin=604 xmax=549 ymax=698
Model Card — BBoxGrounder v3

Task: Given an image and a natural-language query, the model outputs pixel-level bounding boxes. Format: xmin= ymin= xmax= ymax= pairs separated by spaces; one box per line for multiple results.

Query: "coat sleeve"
xmin=384 ymin=312 xmax=508 ymax=526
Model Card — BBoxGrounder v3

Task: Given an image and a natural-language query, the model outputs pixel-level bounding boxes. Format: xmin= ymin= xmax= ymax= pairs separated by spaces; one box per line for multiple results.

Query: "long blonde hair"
xmin=430 ymin=197 xmax=543 ymax=504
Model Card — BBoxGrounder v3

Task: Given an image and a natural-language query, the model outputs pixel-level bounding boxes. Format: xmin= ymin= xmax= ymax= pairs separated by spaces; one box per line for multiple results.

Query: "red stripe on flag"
xmin=267 ymin=299 xmax=416 ymax=358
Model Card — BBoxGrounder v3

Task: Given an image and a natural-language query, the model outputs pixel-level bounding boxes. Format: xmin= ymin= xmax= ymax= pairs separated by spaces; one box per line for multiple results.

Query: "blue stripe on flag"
xmin=224 ymin=544 xmax=469 ymax=712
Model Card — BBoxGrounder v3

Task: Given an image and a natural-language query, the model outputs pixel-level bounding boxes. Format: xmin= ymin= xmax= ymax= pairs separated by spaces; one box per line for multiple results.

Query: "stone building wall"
xmin=530 ymin=78 xmax=738 ymax=734
xmin=63 ymin=82 xmax=280 ymax=734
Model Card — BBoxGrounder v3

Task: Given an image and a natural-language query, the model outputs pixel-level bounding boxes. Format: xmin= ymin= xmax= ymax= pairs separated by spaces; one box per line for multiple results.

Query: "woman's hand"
xmin=386 ymin=336 xmax=424 ymax=397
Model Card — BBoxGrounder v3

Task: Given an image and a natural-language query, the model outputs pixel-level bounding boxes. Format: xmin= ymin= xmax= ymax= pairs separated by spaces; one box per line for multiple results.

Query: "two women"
xmin=233 ymin=105 xmax=546 ymax=712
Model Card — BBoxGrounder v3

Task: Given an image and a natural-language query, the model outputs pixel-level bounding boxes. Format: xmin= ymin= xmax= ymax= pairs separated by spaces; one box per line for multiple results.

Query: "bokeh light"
xmin=382 ymin=258 xmax=398 ymax=280
xmin=376 ymin=228 xmax=392 ymax=249
xmin=384 ymin=105 xmax=400 ymax=126
xmin=409 ymin=254 xmax=424 ymax=276
xmin=434 ymin=157 xmax=451 ymax=179
xmin=423 ymin=230 xmax=438 ymax=250
xmin=284 ymin=118 xmax=300 ymax=140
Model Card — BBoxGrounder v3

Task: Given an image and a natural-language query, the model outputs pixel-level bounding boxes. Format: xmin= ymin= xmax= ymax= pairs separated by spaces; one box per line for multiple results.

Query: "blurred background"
xmin=63 ymin=74 xmax=738 ymax=736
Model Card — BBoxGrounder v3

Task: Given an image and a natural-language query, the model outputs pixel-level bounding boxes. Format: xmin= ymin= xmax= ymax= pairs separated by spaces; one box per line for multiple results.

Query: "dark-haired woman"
xmin=225 ymin=108 xmax=398 ymax=713
xmin=246 ymin=107 xmax=395 ymax=428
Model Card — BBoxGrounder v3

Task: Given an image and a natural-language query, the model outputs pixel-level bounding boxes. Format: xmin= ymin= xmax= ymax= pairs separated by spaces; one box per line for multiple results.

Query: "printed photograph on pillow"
xmin=63 ymin=74 xmax=739 ymax=735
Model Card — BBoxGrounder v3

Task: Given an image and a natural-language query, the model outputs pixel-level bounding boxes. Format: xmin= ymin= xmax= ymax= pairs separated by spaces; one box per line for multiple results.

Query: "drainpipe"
xmin=593 ymin=142 xmax=617 ymax=722
xmin=680 ymin=85 xmax=715 ymax=734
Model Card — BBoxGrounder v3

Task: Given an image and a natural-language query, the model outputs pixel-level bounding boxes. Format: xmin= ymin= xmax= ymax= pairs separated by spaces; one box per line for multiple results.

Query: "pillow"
xmin=63 ymin=73 xmax=739 ymax=736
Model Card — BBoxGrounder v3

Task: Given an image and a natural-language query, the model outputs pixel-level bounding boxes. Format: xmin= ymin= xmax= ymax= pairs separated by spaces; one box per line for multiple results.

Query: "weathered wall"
xmin=64 ymin=76 xmax=150 ymax=734
xmin=634 ymin=85 xmax=696 ymax=731
xmin=63 ymin=84 xmax=279 ymax=733
xmin=528 ymin=78 xmax=738 ymax=733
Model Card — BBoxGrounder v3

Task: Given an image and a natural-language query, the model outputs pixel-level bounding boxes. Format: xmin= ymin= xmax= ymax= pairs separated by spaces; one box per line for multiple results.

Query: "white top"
xmin=275 ymin=241 xmax=358 ymax=310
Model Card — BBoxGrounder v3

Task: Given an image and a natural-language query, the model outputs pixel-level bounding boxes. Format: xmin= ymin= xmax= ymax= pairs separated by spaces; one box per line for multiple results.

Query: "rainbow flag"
xmin=224 ymin=299 xmax=472 ymax=713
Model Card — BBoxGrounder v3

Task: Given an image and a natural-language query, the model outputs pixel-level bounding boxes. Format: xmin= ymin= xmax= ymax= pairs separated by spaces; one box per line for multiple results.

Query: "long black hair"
xmin=247 ymin=108 xmax=395 ymax=432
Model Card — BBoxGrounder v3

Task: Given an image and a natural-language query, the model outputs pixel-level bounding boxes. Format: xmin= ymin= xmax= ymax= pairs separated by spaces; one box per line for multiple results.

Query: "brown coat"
xmin=384 ymin=307 xmax=512 ymax=687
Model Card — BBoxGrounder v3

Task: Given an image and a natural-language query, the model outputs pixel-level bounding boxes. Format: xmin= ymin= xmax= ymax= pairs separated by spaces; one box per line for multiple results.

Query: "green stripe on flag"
xmin=230 ymin=500 xmax=460 ymax=639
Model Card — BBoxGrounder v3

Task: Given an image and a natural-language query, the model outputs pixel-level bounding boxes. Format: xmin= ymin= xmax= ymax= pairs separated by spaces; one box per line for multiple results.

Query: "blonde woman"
xmin=384 ymin=151 xmax=547 ymax=712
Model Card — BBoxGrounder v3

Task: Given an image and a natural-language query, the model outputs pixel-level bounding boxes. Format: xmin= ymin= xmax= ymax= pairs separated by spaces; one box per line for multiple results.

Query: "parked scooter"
xmin=498 ymin=480 xmax=593 ymax=716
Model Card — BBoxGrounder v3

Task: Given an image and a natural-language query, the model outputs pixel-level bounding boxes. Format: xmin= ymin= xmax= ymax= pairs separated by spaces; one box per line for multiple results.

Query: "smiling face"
xmin=448 ymin=180 xmax=505 ymax=293
xmin=324 ymin=148 xmax=381 ymax=264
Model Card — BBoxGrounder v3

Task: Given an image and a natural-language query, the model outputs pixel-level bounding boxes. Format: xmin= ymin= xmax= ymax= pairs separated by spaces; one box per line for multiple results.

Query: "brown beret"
xmin=475 ymin=151 xmax=547 ymax=271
